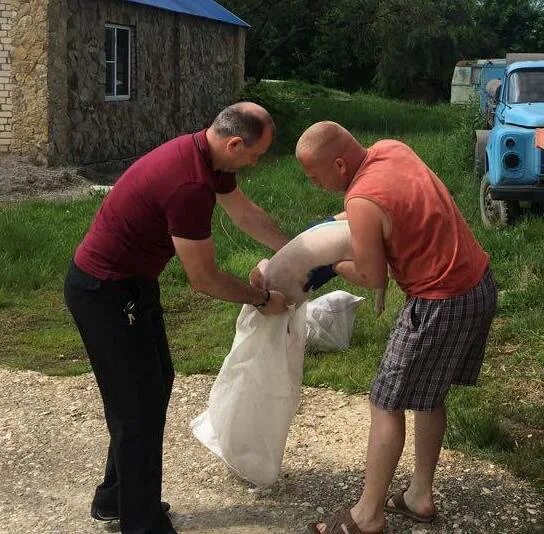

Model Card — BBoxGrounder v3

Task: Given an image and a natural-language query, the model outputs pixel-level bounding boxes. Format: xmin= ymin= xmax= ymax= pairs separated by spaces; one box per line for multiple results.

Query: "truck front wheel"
xmin=480 ymin=173 xmax=520 ymax=227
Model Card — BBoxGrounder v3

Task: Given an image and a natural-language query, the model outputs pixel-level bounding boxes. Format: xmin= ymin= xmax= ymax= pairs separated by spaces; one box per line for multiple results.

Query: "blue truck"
xmin=472 ymin=53 xmax=544 ymax=227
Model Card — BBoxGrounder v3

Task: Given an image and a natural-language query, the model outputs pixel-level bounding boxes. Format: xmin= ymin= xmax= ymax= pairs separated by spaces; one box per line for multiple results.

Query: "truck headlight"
xmin=503 ymin=152 xmax=521 ymax=170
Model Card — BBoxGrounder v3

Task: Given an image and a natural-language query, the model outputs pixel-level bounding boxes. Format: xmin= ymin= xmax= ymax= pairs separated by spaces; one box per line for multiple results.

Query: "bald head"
xmin=296 ymin=121 xmax=366 ymax=192
xmin=296 ymin=121 xmax=358 ymax=165
xmin=211 ymin=102 xmax=276 ymax=147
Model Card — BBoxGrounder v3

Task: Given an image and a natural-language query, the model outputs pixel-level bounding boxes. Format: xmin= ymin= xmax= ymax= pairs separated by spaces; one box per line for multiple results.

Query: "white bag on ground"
xmin=306 ymin=290 xmax=365 ymax=352
xmin=190 ymin=221 xmax=355 ymax=486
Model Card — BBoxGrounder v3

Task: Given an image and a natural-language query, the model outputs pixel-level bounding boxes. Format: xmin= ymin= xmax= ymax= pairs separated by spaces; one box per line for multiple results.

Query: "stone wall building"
xmin=3 ymin=0 xmax=247 ymax=165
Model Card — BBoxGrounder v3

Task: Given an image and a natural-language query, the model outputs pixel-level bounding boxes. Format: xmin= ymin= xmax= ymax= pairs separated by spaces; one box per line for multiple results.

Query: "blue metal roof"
xmin=124 ymin=0 xmax=249 ymax=27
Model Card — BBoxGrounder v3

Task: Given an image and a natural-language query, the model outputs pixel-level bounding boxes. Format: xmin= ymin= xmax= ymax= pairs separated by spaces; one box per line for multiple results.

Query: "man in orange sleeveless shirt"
xmin=297 ymin=122 xmax=497 ymax=534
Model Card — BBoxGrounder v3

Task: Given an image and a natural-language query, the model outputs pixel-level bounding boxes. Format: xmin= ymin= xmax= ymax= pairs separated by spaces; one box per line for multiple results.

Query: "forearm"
xmin=236 ymin=205 xmax=290 ymax=251
xmin=334 ymin=260 xmax=387 ymax=289
xmin=190 ymin=269 xmax=268 ymax=306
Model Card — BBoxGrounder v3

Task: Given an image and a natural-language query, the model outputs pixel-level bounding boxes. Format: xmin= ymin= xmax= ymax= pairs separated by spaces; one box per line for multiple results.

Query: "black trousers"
xmin=64 ymin=261 xmax=174 ymax=534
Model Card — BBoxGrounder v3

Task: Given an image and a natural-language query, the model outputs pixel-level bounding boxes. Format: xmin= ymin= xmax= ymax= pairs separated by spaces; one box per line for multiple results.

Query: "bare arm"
xmin=334 ymin=198 xmax=388 ymax=316
xmin=217 ymin=187 xmax=290 ymax=251
xmin=172 ymin=235 xmax=286 ymax=315
xmin=334 ymin=197 xmax=388 ymax=289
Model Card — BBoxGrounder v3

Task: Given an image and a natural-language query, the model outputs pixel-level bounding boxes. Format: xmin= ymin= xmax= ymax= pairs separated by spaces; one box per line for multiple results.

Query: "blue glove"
xmin=303 ymin=216 xmax=338 ymax=292
xmin=303 ymin=264 xmax=338 ymax=292
xmin=305 ymin=215 xmax=336 ymax=230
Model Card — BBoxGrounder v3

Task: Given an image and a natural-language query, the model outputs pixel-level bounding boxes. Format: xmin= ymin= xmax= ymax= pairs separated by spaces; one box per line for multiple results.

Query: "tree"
xmin=372 ymin=0 xmax=478 ymax=100
xmin=220 ymin=0 xmax=544 ymax=100
xmin=473 ymin=0 xmax=544 ymax=55
xmin=222 ymin=0 xmax=330 ymax=82
xmin=300 ymin=0 xmax=377 ymax=90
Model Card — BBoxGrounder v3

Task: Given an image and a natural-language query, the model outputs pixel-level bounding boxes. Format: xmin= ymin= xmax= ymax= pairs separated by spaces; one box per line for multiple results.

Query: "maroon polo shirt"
xmin=74 ymin=129 xmax=237 ymax=280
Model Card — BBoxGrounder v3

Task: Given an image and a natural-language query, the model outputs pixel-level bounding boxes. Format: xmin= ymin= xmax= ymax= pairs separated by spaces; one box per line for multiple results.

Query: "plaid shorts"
xmin=370 ymin=268 xmax=497 ymax=411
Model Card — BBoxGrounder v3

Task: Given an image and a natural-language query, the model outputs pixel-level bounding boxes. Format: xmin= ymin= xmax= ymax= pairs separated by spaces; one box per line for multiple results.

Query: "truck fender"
xmin=474 ymin=129 xmax=490 ymax=179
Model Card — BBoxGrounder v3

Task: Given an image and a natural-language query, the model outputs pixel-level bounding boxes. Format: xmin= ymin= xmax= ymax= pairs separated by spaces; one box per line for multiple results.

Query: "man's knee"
xmin=370 ymin=401 xmax=405 ymax=418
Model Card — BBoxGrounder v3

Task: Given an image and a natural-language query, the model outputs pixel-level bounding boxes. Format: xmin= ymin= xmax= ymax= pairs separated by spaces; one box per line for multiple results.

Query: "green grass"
xmin=0 ymin=81 xmax=542 ymax=489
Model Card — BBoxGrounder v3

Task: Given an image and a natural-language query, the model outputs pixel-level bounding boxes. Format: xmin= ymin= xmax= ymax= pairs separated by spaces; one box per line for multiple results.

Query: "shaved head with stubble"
xmin=296 ymin=121 xmax=367 ymax=191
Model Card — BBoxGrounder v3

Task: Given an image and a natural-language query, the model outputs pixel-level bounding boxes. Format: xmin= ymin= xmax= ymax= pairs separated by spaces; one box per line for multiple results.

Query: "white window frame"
xmin=105 ymin=23 xmax=131 ymax=102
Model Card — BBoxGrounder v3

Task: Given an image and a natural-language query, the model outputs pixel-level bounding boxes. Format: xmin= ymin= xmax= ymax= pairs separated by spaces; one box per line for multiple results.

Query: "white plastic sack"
xmin=191 ymin=303 xmax=307 ymax=486
xmin=263 ymin=220 xmax=352 ymax=304
xmin=306 ymin=290 xmax=365 ymax=352
xmin=191 ymin=221 xmax=355 ymax=486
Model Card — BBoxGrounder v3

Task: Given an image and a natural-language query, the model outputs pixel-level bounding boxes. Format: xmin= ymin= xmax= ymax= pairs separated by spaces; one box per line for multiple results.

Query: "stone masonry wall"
xmin=0 ymin=1 xmax=14 ymax=153
xmin=64 ymin=0 xmax=246 ymax=165
xmin=178 ymin=20 xmax=245 ymax=136
xmin=9 ymin=1 xmax=49 ymax=163
xmin=47 ymin=0 xmax=69 ymax=165
xmin=9 ymin=0 xmax=64 ymax=165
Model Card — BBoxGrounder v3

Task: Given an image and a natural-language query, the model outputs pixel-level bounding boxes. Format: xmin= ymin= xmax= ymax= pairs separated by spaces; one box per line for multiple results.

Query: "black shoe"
xmin=91 ymin=501 xmax=171 ymax=521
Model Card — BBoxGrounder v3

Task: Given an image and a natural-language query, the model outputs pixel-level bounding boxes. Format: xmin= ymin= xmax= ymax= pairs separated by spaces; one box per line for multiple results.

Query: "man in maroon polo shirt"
xmin=64 ymin=102 xmax=289 ymax=534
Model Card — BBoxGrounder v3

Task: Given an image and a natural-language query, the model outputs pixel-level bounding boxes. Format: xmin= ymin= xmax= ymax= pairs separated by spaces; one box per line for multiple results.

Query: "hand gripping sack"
xmin=190 ymin=221 xmax=354 ymax=486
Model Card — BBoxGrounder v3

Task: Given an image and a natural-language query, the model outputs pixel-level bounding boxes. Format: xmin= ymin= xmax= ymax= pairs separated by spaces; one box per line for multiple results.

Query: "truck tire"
xmin=480 ymin=173 xmax=520 ymax=228
xmin=474 ymin=130 xmax=489 ymax=179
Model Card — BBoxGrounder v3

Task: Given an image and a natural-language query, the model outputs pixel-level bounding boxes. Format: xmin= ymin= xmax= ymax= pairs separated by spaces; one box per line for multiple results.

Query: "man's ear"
xmin=226 ymin=136 xmax=244 ymax=153
xmin=335 ymin=157 xmax=346 ymax=173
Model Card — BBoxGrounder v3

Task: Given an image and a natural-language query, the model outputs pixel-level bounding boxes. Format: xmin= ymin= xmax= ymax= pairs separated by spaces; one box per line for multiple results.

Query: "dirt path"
xmin=0 ymin=154 xmax=119 ymax=203
xmin=0 ymin=369 xmax=542 ymax=534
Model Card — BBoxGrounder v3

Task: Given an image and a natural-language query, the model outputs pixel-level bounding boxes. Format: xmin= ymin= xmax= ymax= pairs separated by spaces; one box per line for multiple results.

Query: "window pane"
xmin=508 ymin=71 xmax=544 ymax=104
xmin=106 ymin=62 xmax=115 ymax=96
xmin=105 ymin=27 xmax=115 ymax=62
xmin=116 ymin=28 xmax=130 ymax=96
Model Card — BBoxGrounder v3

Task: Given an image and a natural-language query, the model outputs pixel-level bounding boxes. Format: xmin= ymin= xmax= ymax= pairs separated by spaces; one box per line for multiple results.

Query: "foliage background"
xmin=223 ymin=0 xmax=544 ymax=101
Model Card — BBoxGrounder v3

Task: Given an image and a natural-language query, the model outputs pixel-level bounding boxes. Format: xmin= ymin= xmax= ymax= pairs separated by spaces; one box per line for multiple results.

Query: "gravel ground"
xmin=0 ymin=369 xmax=542 ymax=534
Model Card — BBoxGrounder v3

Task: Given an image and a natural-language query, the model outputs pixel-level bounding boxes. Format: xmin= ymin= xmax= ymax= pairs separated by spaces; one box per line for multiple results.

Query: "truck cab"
xmin=475 ymin=54 xmax=544 ymax=227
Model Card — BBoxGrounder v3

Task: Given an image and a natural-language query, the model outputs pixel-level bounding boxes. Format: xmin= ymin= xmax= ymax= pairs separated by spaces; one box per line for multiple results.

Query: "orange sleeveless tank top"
xmin=345 ymin=140 xmax=489 ymax=298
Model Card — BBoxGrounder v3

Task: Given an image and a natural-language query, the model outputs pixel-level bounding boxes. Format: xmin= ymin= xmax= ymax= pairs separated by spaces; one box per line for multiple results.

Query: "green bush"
xmin=240 ymin=81 xmax=308 ymax=152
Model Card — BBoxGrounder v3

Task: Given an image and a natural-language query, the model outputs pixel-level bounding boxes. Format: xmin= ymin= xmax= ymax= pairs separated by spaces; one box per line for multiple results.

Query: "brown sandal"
xmin=306 ymin=508 xmax=384 ymax=534
xmin=384 ymin=490 xmax=436 ymax=523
